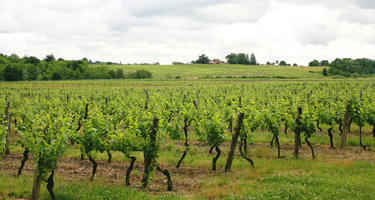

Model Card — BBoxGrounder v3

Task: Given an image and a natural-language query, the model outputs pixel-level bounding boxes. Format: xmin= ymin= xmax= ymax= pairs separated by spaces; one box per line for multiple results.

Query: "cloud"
xmin=352 ymin=0 xmax=375 ymax=9
xmin=0 ymin=0 xmax=374 ymax=65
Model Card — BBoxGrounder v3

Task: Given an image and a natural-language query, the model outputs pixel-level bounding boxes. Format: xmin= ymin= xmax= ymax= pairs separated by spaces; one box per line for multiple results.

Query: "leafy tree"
xmin=225 ymin=53 xmax=237 ymax=64
xmin=279 ymin=61 xmax=288 ymax=66
xmin=3 ymin=64 xmax=23 ymax=81
xmin=0 ymin=67 xmax=4 ymax=81
xmin=127 ymin=69 xmax=153 ymax=79
xmin=44 ymin=54 xmax=56 ymax=62
xmin=322 ymin=68 xmax=328 ymax=76
xmin=115 ymin=69 xmax=125 ymax=79
xmin=108 ymin=70 xmax=116 ymax=79
xmin=250 ymin=53 xmax=257 ymax=65
xmin=320 ymin=60 xmax=329 ymax=66
xmin=51 ymin=71 xmax=62 ymax=80
xmin=69 ymin=61 xmax=84 ymax=72
xmin=225 ymin=53 xmax=251 ymax=65
xmin=0 ymin=54 xmax=8 ymax=64
xmin=237 ymin=53 xmax=250 ymax=65
xmin=194 ymin=54 xmax=210 ymax=64
xmin=309 ymin=60 xmax=321 ymax=66
xmin=24 ymin=64 xmax=40 ymax=80
xmin=24 ymin=56 xmax=41 ymax=65
xmin=8 ymin=54 xmax=21 ymax=63
xmin=328 ymin=58 xmax=375 ymax=76
xmin=293 ymin=63 xmax=298 ymax=66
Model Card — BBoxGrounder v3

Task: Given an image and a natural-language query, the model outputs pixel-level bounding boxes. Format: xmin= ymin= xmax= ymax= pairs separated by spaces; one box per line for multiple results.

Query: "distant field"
xmin=90 ymin=64 xmax=326 ymax=80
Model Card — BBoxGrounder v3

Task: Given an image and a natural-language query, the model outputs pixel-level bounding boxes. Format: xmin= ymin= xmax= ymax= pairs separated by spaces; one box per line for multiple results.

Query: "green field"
xmin=91 ymin=64 xmax=326 ymax=80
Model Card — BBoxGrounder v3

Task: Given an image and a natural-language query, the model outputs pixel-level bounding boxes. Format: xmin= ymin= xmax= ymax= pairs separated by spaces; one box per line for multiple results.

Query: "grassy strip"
xmin=0 ymin=174 xmax=182 ymax=200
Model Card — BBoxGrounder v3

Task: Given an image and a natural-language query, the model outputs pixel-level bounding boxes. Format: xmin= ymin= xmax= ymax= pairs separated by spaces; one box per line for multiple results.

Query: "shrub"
xmin=175 ymin=75 xmax=181 ymax=79
xmin=51 ymin=71 xmax=62 ymax=80
xmin=127 ymin=69 xmax=153 ymax=79
xmin=322 ymin=68 xmax=328 ymax=76
xmin=108 ymin=70 xmax=116 ymax=79
xmin=172 ymin=62 xmax=184 ymax=65
xmin=115 ymin=69 xmax=125 ymax=79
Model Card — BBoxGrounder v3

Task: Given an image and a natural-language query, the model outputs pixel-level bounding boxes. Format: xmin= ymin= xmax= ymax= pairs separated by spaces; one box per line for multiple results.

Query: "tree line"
xmin=191 ymin=53 xmax=258 ymax=65
xmin=0 ymin=53 xmax=152 ymax=81
xmin=191 ymin=54 xmax=331 ymax=67
xmin=326 ymin=58 xmax=375 ymax=77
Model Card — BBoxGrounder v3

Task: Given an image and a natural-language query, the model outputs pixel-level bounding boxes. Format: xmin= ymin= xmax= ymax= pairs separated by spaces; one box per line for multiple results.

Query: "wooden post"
xmin=225 ymin=113 xmax=245 ymax=172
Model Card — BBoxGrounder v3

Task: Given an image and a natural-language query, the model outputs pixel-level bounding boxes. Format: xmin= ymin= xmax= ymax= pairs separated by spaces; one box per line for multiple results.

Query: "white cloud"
xmin=0 ymin=0 xmax=374 ymax=65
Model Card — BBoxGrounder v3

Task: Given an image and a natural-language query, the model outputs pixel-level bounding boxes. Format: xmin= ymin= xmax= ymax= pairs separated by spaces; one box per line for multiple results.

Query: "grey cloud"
xmin=123 ymin=0 xmax=268 ymax=24
xmin=281 ymin=0 xmax=352 ymax=8
xmin=125 ymin=0 xmax=228 ymax=17
xmin=0 ymin=0 xmax=375 ymax=65
xmin=353 ymin=0 xmax=375 ymax=9
xmin=296 ymin=23 xmax=338 ymax=46
xmin=340 ymin=9 xmax=375 ymax=24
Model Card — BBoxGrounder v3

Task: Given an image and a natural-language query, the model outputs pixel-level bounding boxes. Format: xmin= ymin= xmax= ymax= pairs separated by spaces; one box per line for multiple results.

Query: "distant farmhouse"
xmin=211 ymin=59 xmax=226 ymax=64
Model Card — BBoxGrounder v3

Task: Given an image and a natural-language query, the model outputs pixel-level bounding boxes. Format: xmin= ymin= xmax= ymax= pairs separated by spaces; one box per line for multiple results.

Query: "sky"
xmin=0 ymin=0 xmax=374 ymax=65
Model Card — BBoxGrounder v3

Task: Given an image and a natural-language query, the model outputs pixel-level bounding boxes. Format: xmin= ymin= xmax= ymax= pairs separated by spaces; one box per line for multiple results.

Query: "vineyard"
xmin=1 ymin=79 xmax=375 ymax=199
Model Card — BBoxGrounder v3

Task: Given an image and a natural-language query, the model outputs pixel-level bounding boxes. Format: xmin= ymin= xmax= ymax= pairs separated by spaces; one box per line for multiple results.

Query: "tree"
xmin=225 ymin=53 xmax=251 ymax=65
xmin=108 ymin=70 xmax=116 ymax=79
xmin=250 ymin=53 xmax=257 ymax=65
xmin=279 ymin=61 xmax=288 ymax=66
xmin=328 ymin=58 xmax=375 ymax=76
xmin=194 ymin=54 xmax=210 ymax=64
xmin=225 ymin=53 xmax=237 ymax=64
xmin=25 ymin=64 xmax=40 ymax=80
xmin=3 ymin=64 xmax=23 ymax=81
xmin=293 ymin=63 xmax=298 ymax=66
xmin=24 ymin=56 xmax=41 ymax=65
xmin=127 ymin=69 xmax=153 ymax=79
xmin=44 ymin=54 xmax=56 ymax=62
xmin=115 ymin=69 xmax=125 ymax=79
xmin=322 ymin=68 xmax=328 ymax=76
xmin=51 ymin=71 xmax=62 ymax=80
xmin=237 ymin=53 xmax=250 ymax=65
xmin=309 ymin=60 xmax=321 ymax=66
xmin=321 ymin=60 xmax=329 ymax=66
xmin=8 ymin=54 xmax=21 ymax=63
